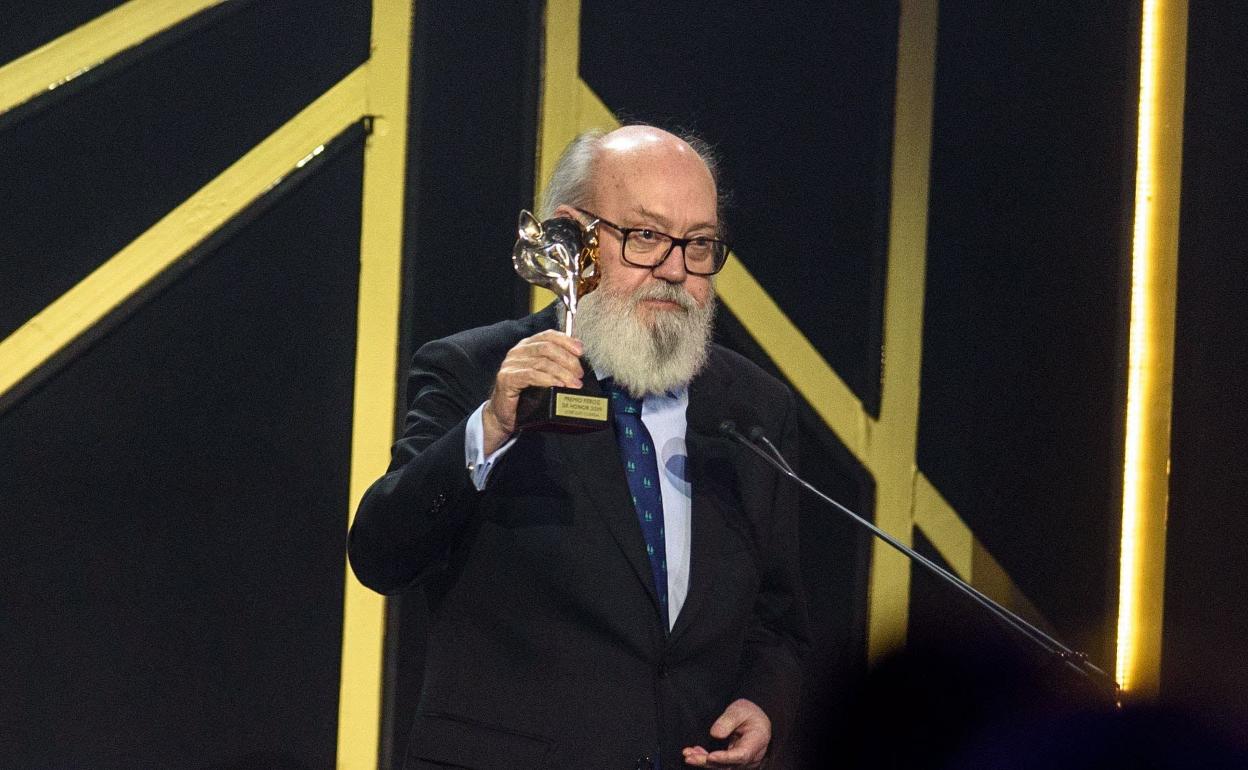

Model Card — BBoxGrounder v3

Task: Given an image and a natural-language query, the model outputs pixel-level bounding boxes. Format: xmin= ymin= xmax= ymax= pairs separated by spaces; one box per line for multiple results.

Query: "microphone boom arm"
xmin=718 ymin=420 xmax=1120 ymax=706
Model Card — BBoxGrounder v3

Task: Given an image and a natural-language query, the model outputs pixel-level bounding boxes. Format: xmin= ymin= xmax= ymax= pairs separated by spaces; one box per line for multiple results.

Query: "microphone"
xmin=723 ymin=420 xmax=793 ymax=473
xmin=723 ymin=420 xmax=1121 ymax=706
xmin=748 ymin=424 xmax=794 ymax=474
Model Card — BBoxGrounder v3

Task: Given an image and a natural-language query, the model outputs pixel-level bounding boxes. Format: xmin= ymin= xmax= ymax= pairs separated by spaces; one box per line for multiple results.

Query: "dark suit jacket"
xmin=348 ymin=306 xmax=809 ymax=769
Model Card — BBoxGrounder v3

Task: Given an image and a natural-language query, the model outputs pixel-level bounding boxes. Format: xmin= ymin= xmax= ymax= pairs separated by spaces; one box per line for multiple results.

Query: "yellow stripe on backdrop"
xmin=530 ymin=0 xmax=619 ymax=313
xmin=535 ymin=0 xmax=1050 ymax=666
xmin=913 ymin=473 xmax=1054 ymax=631
xmin=863 ymin=0 xmax=938 ymax=659
xmin=716 ymin=255 xmax=871 ymax=464
xmin=0 ymin=69 xmax=368 ymax=402
xmin=0 ymin=0 xmax=228 ymax=117
xmin=337 ymin=0 xmax=415 ymax=766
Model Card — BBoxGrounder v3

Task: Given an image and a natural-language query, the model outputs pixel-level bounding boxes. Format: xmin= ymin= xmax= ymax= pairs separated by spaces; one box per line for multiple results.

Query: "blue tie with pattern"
xmin=606 ymin=382 xmax=669 ymax=630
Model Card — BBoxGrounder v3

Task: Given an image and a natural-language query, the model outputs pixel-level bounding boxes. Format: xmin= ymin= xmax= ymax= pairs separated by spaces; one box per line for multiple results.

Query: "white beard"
xmin=568 ymin=279 xmax=716 ymax=397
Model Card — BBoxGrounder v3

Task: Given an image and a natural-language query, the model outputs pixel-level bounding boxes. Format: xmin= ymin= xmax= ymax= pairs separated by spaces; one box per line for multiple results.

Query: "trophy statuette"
xmin=511 ymin=210 xmax=609 ymax=433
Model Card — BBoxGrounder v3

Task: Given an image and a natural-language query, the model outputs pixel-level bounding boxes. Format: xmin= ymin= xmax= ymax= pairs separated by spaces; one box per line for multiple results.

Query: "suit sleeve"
xmin=347 ymin=338 xmax=491 ymax=594
xmin=734 ymin=390 xmax=811 ymax=755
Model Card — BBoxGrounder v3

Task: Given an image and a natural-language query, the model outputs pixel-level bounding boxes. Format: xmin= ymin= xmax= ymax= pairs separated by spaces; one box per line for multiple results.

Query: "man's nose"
xmin=652 ymin=243 xmax=688 ymax=282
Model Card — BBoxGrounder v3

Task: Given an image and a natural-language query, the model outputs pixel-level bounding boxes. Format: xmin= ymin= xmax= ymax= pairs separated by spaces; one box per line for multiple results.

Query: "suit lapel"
xmin=668 ymin=377 xmax=733 ymax=646
xmin=552 ymin=371 xmax=664 ymax=618
xmin=551 ymin=360 xmax=740 ymax=643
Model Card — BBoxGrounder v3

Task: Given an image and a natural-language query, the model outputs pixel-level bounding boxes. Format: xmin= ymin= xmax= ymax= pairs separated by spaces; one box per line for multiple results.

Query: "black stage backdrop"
xmin=1164 ymin=1 xmax=1248 ymax=745
xmin=3 ymin=2 xmax=1246 ymax=768
xmin=1 ymin=1 xmax=369 ymax=767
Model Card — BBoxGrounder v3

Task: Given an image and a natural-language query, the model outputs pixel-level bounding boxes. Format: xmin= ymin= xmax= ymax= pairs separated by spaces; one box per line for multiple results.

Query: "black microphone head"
xmin=747 ymin=425 xmax=767 ymax=442
xmin=718 ymin=419 xmax=738 ymax=437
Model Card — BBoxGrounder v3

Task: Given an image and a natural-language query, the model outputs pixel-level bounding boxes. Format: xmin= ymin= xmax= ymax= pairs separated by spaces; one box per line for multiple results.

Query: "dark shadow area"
xmin=1164 ymin=0 xmax=1248 ymax=747
xmin=0 ymin=131 xmax=363 ymax=770
xmin=0 ymin=0 xmax=131 ymax=66
xmin=826 ymin=638 xmax=1247 ymax=770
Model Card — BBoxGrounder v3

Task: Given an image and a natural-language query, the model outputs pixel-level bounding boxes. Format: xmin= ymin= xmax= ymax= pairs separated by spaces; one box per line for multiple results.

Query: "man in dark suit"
xmin=349 ymin=125 xmax=808 ymax=769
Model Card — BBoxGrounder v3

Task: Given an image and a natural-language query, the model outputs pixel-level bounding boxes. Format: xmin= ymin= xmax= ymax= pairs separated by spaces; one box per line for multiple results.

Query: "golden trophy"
xmin=511 ymin=210 xmax=609 ymax=432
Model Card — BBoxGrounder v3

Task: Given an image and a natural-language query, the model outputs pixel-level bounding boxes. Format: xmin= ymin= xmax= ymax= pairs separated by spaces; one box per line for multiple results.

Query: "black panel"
xmin=0 ymin=0 xmax=129 ymax=66
xmin=402 ymin=0 xmax=542 ymax=350
xmin=388 ymin=3 xmax=543 ymax=767
xmin=917 ymin=3 xmax=1137 ymax=660
xmin=580 ymin=0 xmax=898 ymax=414
xmin=1164 ymin=2 xmax=1248 ymax=742
xmin=0 ymin=0 xmax=370 ymax=340
xmin=0 ymin=139 xmax=364 ymax=768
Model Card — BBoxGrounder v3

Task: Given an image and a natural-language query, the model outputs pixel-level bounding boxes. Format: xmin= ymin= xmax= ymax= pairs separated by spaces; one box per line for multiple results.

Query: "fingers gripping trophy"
xmin=510 ymin=210 xmax=610 ymax=432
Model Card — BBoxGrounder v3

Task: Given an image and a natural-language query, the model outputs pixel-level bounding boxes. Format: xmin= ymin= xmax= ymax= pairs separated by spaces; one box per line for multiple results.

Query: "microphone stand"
xmin=718 ymin=420 xmax=1121 ymax=707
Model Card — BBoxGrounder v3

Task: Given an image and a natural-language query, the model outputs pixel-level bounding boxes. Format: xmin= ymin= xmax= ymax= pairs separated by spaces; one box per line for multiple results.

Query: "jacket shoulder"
xmin=416 ymin=306 xmax=557 ymax=372
xmin=701 ymin=343 xmax=792 ymax=399
xmin=690 ymin=343 xmax=795 ymax=433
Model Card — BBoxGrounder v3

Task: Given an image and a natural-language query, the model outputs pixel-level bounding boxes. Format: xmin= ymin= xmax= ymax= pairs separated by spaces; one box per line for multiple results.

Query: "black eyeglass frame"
xmin=572 ymin=207 xmax=730 ymax=276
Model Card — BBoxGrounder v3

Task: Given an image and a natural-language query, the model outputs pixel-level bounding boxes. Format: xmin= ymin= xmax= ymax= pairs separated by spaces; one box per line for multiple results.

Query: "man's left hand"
xmin=681 ymin=698 xmax=771 ymax=768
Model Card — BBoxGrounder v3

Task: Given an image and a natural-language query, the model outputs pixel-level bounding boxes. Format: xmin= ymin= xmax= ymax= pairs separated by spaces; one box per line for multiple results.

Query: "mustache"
xmin=627 ymin=281 xmax=697 ymax=311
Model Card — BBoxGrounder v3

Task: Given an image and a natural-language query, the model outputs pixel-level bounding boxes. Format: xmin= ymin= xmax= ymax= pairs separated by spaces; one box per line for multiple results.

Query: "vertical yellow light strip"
xmin=863 ymin=0 xmax=939 ymax=661
xmin=536 ymin=0 xmax=585 ymax=203
xmin=531 ymin=0 xmax=622 ymax=312
xmin=531 ymin=0 xmax=584 ymax=313
xmin=337 ymin=0 xmax=414 ymax=766
xmin=1116 ymin=0 xmax=1187 ymax=696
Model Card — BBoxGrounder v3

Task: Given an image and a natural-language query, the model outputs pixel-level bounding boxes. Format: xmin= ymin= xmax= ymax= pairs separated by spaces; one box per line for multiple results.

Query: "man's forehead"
xmin=599 ymin=125 xmax=683 ymax=152
xmin=592 ymin=142 xmax=716 ymax=197
xmin=624 ymin=205 xmax=717 ymax=232
xmin=596 ymin=127 xmax=710 ymax=178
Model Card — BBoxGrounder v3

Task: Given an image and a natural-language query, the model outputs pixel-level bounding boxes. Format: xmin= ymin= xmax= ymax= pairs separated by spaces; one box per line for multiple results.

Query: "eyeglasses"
xmin=573 ymin=207 xmax=730 ymax=276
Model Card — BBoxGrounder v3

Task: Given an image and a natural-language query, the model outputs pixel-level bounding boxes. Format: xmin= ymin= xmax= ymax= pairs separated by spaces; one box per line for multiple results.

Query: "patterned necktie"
xmin=606 ymin=382 xmax=669 ymax=629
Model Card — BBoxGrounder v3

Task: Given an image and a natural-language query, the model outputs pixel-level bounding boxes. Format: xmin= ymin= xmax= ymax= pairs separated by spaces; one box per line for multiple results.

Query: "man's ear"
xmin=551 ymin=204 xmax=579 ymax=221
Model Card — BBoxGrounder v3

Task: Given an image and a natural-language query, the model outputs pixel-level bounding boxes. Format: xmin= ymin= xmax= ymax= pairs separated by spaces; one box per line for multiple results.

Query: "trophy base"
xmin=516 ymin=385 xmax=609 ymax=433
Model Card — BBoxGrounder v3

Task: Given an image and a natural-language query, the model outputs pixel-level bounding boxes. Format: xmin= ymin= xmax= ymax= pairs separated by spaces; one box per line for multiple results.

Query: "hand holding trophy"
xmin=510 ymin=210 xmax=609 ymax=432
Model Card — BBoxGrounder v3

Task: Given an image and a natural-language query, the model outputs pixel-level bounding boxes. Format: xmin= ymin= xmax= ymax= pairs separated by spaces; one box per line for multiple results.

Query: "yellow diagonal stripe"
xmin=0 ymin=0 xmax=228 ymax=117
xmin=529 ymin=10 xmax=617 ymax=314
xmin=912 ymin=471 xmax=1052 ymax=631
xmin=912 ymin=472 xmax=972 ymax=576
xmin=576 ymin=76 xmax=617 ymax=133
xmin=0 ymin=67 xmax=367 ymax=401
xmin=716 ymin=255 xmax=871 ymax=464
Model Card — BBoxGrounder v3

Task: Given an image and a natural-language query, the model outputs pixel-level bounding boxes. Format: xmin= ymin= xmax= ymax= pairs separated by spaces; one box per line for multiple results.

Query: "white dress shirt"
xmin=464 ymin=390 xmax=693 ymax=629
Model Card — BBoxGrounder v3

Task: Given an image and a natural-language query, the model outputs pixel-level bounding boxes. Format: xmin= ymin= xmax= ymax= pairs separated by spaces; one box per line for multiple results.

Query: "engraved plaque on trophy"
xmin=511 ymin=210 xmax=609 ymax=433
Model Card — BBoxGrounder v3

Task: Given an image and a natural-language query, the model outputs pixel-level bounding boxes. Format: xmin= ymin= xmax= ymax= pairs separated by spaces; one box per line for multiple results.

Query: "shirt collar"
xmin=594 ymin=367 xmax=688 ymax=402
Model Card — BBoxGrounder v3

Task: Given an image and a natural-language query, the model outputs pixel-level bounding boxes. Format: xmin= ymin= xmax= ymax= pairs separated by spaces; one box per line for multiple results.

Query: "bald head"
xmin=538 ymin=124 xmax=723 ymax=231
xmin=585 ymin=127 xmax=718 ymax=235
xmin=598 ymin=125 xmax=705 ymax=160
